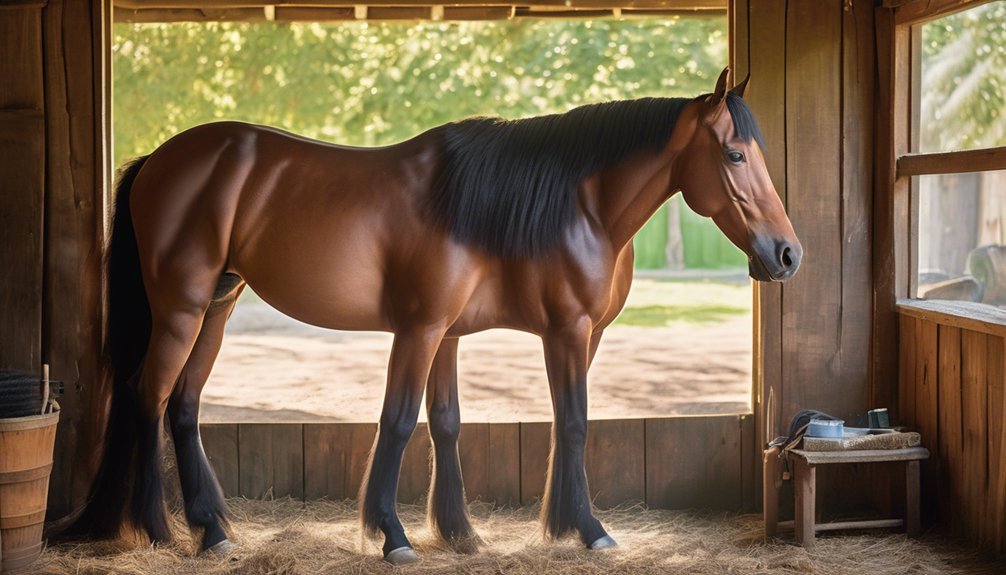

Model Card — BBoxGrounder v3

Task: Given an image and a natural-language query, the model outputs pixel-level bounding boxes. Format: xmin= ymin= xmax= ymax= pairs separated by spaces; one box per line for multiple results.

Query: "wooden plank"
xmin=41 ymin=0 xmax=104 ymax=517
xmin=842 ymin=0 xmax=877 ymax=425
xmin=988 ymin=336 xmax=1006 ymax=553
xmin=782 ymin=0 xmax=850 ymax=423
xmin=458 ymin=422 xmax=489 ymax=502
xmin=740 ymin=413 xmax=756 ymax=511
xmin=763 ymin=445 xmax=780 ymax=536
xmin=746 ymin=0 xmax=786 ymax=502
xmin=113 ymin=0 xmax=728 ymax=9
xmin=898 ymin=314 xmax=917 ymax=428
xmin=519 ymin=422 xmax=551 ymax=505
xmin=238 ymin=424 xmax=304 ymax=500
xmin=898 ymin=146 xmax=1006 ymax=177
xmin=645 ymin=416 xmax=742 ymax=510
xmin=116 ymin=7 xmax=267 ymax=22
xmin=201 ymin=424 xmax=239 ymax=497
xmin=345 ymin=423 xmax=378 ymax=500
xmin=961 ymin=330 xmax=988 ymax=543
xmin=790 ymin=447 xmax=930 ymax=465
xmin=585 ymin=419 xmax=645 ymax=508
xmin=304 ymin=424 xmax=346 ymax=500
xmin=906 ymin=460 xmax=921 ymax=536
xmin=871 ymin=5 xmax=905 ymax=418
xmin=0 ymin=8 xmax=44 ymax=375
xmin=898 ymin=299 xmax=1006 ymax=339
xmin=937 ymin=325 xmax=962 ymax=533
xmin=398 ymin=423 xmax=431 ymax=504
xmin=914 ymin=318 xmax=939 ymax=525
xmin=486 ymin=422 xmax=520 ymax=506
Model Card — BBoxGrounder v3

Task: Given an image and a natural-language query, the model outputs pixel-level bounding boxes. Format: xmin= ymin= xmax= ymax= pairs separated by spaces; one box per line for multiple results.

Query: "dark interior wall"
xmin=734 ymin=0 xmax=878 ymax=445
xmin=0 ymin=0 xmax=107 ymax=515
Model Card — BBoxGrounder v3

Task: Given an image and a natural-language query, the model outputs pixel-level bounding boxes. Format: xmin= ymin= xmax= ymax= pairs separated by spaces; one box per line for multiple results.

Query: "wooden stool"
xmin=763 ymin=446 xmax=930 ymax=548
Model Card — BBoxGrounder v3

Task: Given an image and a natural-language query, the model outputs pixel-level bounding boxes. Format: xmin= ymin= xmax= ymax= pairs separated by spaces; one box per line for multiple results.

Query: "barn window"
xmin=900 ymin=1 xmax=1006 ymax=311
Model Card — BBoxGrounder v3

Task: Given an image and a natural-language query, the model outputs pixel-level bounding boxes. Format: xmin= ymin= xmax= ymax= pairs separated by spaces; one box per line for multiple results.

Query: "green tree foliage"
xmin=113 ymin=17 xmax=726 ymax=167
xmin=920 ymin=1 xmax=1006 ymax=152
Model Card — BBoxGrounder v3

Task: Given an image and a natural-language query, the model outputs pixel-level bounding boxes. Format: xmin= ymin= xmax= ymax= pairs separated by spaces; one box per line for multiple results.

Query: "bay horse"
xmin=67 ymin=68 xmax=801 ymax=564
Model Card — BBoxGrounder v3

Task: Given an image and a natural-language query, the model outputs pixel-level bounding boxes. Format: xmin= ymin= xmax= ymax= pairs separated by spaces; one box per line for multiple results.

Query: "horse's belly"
xmin=232 ymin=235 xmax=391 ymax=332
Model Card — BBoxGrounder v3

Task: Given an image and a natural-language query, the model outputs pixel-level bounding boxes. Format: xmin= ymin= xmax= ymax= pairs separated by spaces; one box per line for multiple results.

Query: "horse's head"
xmin=674 ymin=68 xmax=802 ymax=282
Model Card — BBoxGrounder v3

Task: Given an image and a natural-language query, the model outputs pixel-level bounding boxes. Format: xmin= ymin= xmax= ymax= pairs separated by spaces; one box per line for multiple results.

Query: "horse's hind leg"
xmin=425 ymin=338 xmax=480 ymax=553
xmin=360 ymin=325 xmax=447 ymax=565
xmin=540 ymin=318 xmax=614 ymax=548
xmin=133 ymin=271 xmax=220 ymax=543
xmin=168 ymin=276 xmax=244 ymax=552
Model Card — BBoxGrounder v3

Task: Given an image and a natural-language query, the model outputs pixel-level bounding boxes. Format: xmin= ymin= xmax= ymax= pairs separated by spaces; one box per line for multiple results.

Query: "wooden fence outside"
xmin=898 ymin=301 xmax=1006 ymax=553
xmin=199 ymin=414 xmax=755 ymax=511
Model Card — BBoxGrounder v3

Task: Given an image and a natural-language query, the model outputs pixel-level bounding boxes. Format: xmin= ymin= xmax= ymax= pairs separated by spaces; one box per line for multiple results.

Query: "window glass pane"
xmin=919 ymin=2 xmax=1006 ymax=153
xmin=917 ymin=169 xmax=1006 ymax=305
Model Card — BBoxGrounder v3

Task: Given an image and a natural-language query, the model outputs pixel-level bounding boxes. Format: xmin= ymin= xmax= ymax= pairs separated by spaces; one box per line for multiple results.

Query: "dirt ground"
xmin=201 ymin=278 xmax=753 ymax=423
xmin=36 ymin=499 xmax=1004 ymax=575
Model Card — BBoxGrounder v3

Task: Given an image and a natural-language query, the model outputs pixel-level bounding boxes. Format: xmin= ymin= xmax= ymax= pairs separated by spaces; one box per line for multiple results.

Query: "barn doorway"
xmin=112 ymin=12 xmax=753 ymax=423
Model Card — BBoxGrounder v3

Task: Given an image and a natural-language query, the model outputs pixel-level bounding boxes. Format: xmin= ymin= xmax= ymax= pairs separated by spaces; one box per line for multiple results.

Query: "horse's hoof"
xmin=589 ymin=535 xmax=619 ymax=550
xmin=384 ymin=546 xmax=420 ymax=566
xmin=204 ymin=539 xmax=237 ymax=555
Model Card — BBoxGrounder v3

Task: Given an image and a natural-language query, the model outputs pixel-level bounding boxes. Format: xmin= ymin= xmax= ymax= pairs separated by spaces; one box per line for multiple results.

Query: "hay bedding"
xmin=35 ymin=499 xmax=1002 ymax=575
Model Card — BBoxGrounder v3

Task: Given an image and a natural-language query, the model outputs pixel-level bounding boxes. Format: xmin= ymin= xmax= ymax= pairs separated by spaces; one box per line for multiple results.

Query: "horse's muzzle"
xmin=748 ymin=239 xmax=801 ymax=282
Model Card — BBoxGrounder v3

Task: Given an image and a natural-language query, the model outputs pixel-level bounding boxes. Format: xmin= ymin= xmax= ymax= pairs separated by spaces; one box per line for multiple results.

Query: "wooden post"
xmin=793 ymin=456 xmax=816 ymax=548
xmin=763 ymin=445 xmax=780 ymax=536
xmin=906 ymin=459 xmax=921 ymax=536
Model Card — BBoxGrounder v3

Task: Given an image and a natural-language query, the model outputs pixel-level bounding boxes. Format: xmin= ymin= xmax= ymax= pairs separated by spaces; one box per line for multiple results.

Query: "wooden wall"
xmin=898 ymin=302 xmax=1006 ymax=552
xmin=734 ymin=0 xmax=877 ymax=455
xmin=196 ymin=415 xmax=756 ymax=510
xmin=0 ymin=0 xmax=109 ymax=515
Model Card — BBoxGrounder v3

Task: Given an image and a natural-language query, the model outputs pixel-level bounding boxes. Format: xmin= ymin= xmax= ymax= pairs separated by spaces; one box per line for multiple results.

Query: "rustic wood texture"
xmin=519 ymin=422 xmax=551 ymax=505
xmin=112 ymin=0 xmax=727 ymax=8
xmin=238 ymin=424 xmax=304 ymax=500
xmin=303 ymin=424 xmax=348 ymax=500
xmin=0 ymin=7 xmax=44 ymax=374
xmin=584 ymin=419 xmax=645 ymax=508
xmin=894 ymin=0 xmax=997 ymax=25
xmin=898 ymin=146 xmax=1006 ymax=177
xmin=201 ymin=424 xmax=239 ymax=497
xmin=457 ymin=422 xmax=490 ymax=502
xmin=486 ymin=422 xmax=520 ymax=506
xmin=645 ymin=416 xmax=741 ymax=509
xmin=901 ymin=311 xmax=1006 ymax=553
xmin=898 ymin=299 xmax=1006 ymax=339
xmin=899 ymin=314 xmax=917 ymax=427
xmin=961 ymin=330 xmax=988 ymax=543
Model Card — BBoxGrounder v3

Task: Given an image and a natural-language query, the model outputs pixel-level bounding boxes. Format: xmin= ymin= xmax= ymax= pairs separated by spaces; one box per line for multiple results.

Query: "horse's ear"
xmin=710 ymin=67 xmax=730 ymax=106
xmin=731 ymin=73 xmax=751 ymax=99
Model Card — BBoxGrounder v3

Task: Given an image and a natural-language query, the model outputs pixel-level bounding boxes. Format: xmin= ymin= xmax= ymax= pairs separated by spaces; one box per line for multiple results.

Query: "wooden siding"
xmin=897 ymin=308 xmax=1006 ymax=553
xmin=200 ymin=415 xmax=754 ymax=510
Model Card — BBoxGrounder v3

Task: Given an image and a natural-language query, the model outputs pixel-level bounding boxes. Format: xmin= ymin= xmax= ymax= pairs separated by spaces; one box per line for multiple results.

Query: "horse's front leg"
xmin=360 ymin=325 xmax=446 ymax=565
xmin=541 ymin=318 xmax=617 ymax=549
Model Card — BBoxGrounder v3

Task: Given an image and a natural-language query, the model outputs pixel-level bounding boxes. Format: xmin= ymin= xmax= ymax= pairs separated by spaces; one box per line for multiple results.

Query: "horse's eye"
xmin=727 ymin=150 xmax=745 ymax=164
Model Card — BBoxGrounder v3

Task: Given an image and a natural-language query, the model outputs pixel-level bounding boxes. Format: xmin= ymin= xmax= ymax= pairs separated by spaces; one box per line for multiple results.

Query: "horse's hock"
xmin=0 ymin=408 xmax=59 ymax=574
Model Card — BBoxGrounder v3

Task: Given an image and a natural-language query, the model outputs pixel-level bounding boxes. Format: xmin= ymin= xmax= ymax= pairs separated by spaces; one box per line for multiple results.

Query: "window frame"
xmin=890 ymin=0 xmax=1006 ymax=309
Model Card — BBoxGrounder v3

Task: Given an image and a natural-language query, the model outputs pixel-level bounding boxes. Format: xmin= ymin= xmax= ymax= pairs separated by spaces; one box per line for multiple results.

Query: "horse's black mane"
xmin=429 ymin=92 xmax=761 ymax=259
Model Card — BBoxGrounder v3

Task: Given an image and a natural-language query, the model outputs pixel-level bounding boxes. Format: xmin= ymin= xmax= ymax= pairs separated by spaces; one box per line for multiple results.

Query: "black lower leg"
xmin=428 ymin=418 xmax=477 ymax=549
xmin=361 ymin=420 xmax=416 ymax=556
xmin=169 ymin=397 xmax=228 ymax=549
xmin=133 ymin=412 xmax=172 ymax=543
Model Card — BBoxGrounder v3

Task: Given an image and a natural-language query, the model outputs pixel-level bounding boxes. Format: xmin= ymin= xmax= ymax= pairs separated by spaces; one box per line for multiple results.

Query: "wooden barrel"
xmin=0 ymin=408 xmax=58 ymax=574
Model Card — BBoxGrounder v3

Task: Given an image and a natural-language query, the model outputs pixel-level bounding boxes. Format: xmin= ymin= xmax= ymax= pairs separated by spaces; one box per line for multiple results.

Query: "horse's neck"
xmin=590 ymin=149 xmax=677 ymax=253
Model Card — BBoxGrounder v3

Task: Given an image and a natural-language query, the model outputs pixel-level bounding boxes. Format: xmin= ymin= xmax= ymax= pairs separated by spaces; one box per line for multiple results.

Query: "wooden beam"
xmin=112 ymin=0 xmax=726 ymax=9
xmin=897 ymin=146 xmax=1006 ymax=178
xmin=894 ymin=0 xmax=997 ymax=26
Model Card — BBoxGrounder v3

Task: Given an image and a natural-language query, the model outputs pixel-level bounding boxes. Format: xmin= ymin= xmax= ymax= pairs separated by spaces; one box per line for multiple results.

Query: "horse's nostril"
xmin=781 ymin=246 xmax=793 ymax=268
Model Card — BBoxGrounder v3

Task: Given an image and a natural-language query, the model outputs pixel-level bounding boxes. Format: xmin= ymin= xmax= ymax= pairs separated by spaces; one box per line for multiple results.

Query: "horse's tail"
xmin=55 ymin=155 xmax=153 ymax=540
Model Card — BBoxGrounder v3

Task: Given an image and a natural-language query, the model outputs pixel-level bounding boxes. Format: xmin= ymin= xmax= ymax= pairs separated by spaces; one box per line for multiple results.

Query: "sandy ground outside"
xmin=201 ymin=278 xmax=753 ymax=423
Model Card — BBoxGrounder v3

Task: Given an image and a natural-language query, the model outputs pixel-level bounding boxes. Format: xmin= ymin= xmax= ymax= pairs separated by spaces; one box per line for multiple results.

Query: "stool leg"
xmin=794 ymin=457 xmax=816 ymax=548
xmin=906 ymin=460 xmax=921 ymax=537
xmin=764 ymin=446 xmax=781 ymax=537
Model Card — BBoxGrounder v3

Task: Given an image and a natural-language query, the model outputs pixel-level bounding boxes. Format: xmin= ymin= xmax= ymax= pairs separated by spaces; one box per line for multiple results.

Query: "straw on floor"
xmin=36 ymin=499 xmax=1003 ymax=575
